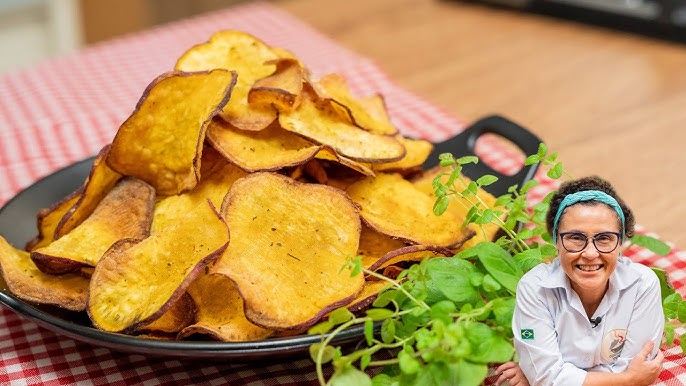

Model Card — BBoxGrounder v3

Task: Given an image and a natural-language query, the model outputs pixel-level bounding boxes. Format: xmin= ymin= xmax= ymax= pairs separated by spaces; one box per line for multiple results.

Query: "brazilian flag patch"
xmin=521 ymin=329 xmax=534 ymax=340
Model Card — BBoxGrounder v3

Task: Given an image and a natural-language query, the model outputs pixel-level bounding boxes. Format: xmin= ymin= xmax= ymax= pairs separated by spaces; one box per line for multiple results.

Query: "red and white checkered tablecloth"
xmin=0 ymin=1 xmax=684 ymax=385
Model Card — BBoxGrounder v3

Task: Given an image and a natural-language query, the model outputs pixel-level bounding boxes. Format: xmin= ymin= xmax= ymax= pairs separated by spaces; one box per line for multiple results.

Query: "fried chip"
xmin=381 ymin=265 xmax=406 ymax=280
xmin=151 ymin=148 xmax=247 ymax=234
xmin=87 ymin=200 xmax=228 ymax=333
xmin=215 ymin=172 xmax=363 ymax=331
xmin=30 ymin=177 xmax=155 ymax=274
xmin=26 ymin=145 xmax=121 ymax=251
xmin=25 ymin=187 xmax=83 ymax=252
xmin=315 ymin=73 xmax=398 ymax=135
xmin=279 ymin=87 xmax=406 ymax=163
xmin=54 ymin=145 xmax=122 ymax=239
xmin=135 ymin=292 xmax=195 ymax=335
xmin=207 ymin=118 xmax=321 ymax=172
xmin=371 ymin=136 xmax=434 ymax=175
xmin=107 ymin=69 xmax=236 ymax=195
xmin=175 ymin=30 xmax=280 ymax=131
xmin=249 ymin=58 xmax=305 ymax=113
xmin=346 ymin=173 xmax=475 ymax=248
xmin=315 ymin=147 xmax=374 ymax=177
xmin=0 ymin=235 xmax=88 ymax=311
xmin=367 ymin=245 xmax=453 ymax=272
xmin=178 ymin=273 xmax=274 ymax=342
xmin=300 ymin=158 xmax=328 ymax=184
xmin=347 ymin=280 xmax=390 ymax=314
xmin=357 ymin=224 xmax=407 ymax=269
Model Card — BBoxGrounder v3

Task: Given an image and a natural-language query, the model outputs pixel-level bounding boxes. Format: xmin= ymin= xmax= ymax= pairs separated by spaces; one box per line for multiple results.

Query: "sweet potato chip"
xmin=87 ymin=200 xmax=228 ymax=333
xmin=315 ymin=147 xmax=374 ymax=177
xmin=372 ymin=136 xmax=434 ymax=175
xmin=300 ymin=158 xmax=328 ymax=184
xmin=347 ymin=280 xmax=390 ymax=314
xmin=249 ymin=58 xmax=305 ymax=113
xmin=107 ymin=69 xmax=236 ymax=195
xmin=175 ymin=30 xmax=280 ymax=131
xmin=412 ymin=166 xmax=502 ymax=250
xmin=30 ymin=177 xmax=155 ymax=274
xmin=135 ymin=292 xmax=195 ymax=335
xmin=179 ymin=272 xmax=274 ymax=342
xmin=381 ymin=265 xmax=406 ymax=280
xmin=0 ymin=236 xmax=88 ymax=311
xmin=279 ymin=87 xmax=406 ymax=163
xmin=346 ymin=173 xmax=475 ymax=248
xmin=315 ymin=73 xmax=398 ymax=135
xmin=151 ymin=148 xmax=247 ymax=234
xmin=367 ymin=245 xmax=453 ymax=272
xmin=25 ymin=187 xmax=83 ymax=252
xmin=54 ymin=145 xmax=122 ymax=239
xmin=215 ymin=172 xmax=363 ymax=331
xmin=26 ymin=145 xmax=120 ymax=251
xmin=357 ymin=224 xmax=406 ymax=269
xmin=207 ymin=118 xmax=322 ymax=172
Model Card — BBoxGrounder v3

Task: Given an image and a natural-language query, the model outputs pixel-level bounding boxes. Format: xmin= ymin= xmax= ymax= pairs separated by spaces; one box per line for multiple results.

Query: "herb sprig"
xmin=309 ymin=144 xmax=675 ymax=386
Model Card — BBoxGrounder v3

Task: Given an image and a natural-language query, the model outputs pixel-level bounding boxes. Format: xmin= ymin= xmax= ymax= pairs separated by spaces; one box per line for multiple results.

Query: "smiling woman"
xmin=499 ymin=176 xmax=664 ymax=386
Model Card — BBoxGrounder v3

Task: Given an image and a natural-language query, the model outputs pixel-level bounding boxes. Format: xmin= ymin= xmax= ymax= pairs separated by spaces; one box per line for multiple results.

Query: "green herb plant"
xmin=308 ymin=144 xmax=674 ymax=386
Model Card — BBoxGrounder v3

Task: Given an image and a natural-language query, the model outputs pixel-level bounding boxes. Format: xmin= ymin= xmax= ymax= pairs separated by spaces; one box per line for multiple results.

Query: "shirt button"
xmin=587 ymin=330 xmax=593 ymax=336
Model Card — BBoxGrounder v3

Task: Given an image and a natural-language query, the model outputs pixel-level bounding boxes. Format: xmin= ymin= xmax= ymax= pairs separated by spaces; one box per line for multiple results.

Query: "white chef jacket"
xmin=512 ymin=255 xmax=664 ymax=386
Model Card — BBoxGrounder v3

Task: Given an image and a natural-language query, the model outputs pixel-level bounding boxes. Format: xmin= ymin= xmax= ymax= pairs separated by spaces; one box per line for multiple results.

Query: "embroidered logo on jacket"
xmin=601 ymin=329 xmax=627 ymax=362
xmin=520 ymin=329 xmax=534 ymax=340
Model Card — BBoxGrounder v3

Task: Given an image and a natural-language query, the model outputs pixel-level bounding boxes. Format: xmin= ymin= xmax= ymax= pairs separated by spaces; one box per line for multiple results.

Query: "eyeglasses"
xmin=558 ymin=231 xmax=622 ymax=253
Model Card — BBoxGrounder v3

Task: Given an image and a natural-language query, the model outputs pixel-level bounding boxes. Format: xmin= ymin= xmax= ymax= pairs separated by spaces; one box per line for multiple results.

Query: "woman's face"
xmin=556 ymin=203 xmax=622 ymax=297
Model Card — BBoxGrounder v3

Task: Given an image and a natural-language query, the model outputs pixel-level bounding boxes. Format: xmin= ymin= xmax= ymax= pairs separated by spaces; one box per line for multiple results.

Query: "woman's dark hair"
xmin=545 ymin=175 xmax=635 ymax=238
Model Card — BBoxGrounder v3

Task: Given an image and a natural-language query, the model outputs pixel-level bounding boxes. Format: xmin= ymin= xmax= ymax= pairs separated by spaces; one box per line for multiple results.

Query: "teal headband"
xmin=552 ymin=190 xmax=625 ymax=239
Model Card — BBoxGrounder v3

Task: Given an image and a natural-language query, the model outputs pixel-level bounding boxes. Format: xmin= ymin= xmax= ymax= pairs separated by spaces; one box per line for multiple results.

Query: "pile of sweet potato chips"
xmin=0 ymin=30 xmax=499 ymax=341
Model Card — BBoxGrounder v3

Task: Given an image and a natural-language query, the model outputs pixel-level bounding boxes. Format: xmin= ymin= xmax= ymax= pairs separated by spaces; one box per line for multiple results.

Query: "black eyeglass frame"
xmin=558 ymin=231 xmax=623 ymax=253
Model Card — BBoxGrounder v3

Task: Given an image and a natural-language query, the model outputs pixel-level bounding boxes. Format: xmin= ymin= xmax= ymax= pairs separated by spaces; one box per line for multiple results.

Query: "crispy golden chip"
xmin=0 ymin=236 xmax=88 ymax=311
xmin=412 ymin=166 xmax=502 ymax=250
xmin=279 ymin=87 xmax=406 ymax=163
xmin=346 ymin=173 xmax=475 ymax=248
xmin=87 ymin=200 xmax=228 ymax=333
xmin=207 ymin=118 xmax=322 ymax=172
xmin=249 ymin=58 xmax=305 ymax=113
xmin=107 ymin=69 xmax=236 ymax=195
xmin=25 ymin=187 xmax=83 ymax=252
xmin=367 ymin=245 xmax=453 ymax=273
xmin=372 ymin=136 xmax=434 ymax=175
xmin=301 ymin=159 xmax=328 ymax=184
xmin=315 ymin=73 xmax=398 ymax=135
xmin=357 ymin=224 xmax=406 ymax=269
xmin=135 ymin=292 xmax=195 ymax=335
xmin=381 ymin=265 xmax=406 ymax=280
xmin=80 ymin=266 xmax=94 ymax=279
xmin=55 ymin=145 xmax=122 ymax=239
xmin=315 ymin=147 xmax=374 ymax=177
xmin=30 ymin=177 xmax=155 ymax=274
xmin=151 ymin=148 xmax=247 ymax=234
xmin=215 ymin=172 xmax=363 ymax=331
xmin=347 ymin=280 xmax=390 ymax=314
xmin=178 ymin=273 xmax=274 ymax=342
xmin=28 ymin=146 xmax=122 ymax=250
xmin=175 ymin=30 xmax=280 ymax=131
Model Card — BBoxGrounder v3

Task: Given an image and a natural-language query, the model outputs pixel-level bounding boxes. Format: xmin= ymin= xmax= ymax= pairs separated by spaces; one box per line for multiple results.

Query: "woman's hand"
xmin=495 ymin=361 xmax=530 ymax=386
xmin=625 ymin=340 xmax=664 ymax=385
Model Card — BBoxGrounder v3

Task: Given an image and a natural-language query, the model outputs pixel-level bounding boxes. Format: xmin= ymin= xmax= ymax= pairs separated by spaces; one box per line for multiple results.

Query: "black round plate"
xmin=0 ymin=157 xmax=366 ymax=360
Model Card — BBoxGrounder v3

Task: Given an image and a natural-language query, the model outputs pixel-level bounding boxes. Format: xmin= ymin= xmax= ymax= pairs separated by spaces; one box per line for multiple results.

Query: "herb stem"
xmin=364 ymin=269 xmax=431 ymax=312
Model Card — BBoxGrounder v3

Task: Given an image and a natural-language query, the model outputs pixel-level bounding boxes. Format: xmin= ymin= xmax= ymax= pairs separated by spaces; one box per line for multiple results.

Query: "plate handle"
xmin=423 ymin=114 xmax=543 ymax=196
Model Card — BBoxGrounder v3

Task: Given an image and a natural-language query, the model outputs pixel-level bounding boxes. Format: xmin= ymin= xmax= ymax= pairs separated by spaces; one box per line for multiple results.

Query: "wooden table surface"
xmin=276 ymin=0 xmax=686 ymax=249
